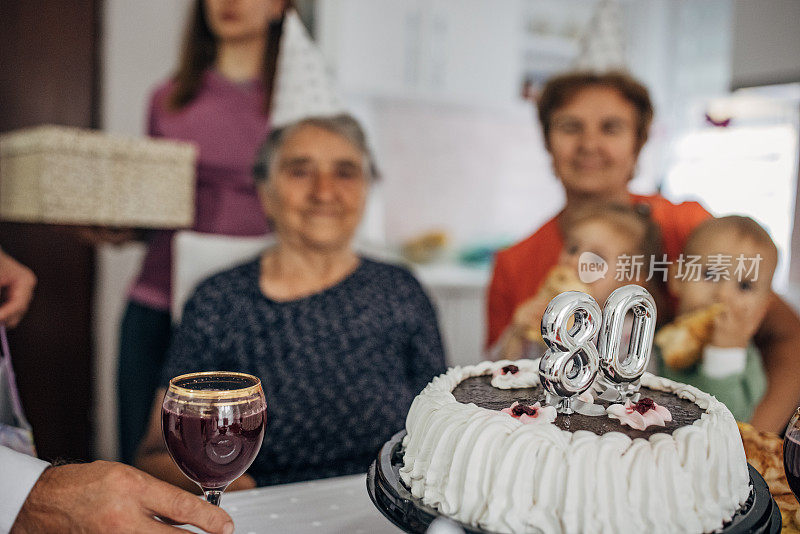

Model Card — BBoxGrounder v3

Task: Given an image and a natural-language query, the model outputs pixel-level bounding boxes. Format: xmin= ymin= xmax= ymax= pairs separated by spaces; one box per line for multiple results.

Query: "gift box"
xmin=0 ymin=125 xmax=196 ymax=228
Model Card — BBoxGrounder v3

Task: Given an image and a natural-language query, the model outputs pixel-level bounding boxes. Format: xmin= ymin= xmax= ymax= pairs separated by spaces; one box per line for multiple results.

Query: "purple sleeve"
xmin=145 ymin=83 xmax=171 ymax=138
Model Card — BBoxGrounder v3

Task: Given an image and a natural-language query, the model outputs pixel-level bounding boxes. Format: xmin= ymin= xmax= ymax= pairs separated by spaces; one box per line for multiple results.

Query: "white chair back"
xmin=171 ymin=231 xmax=274 ymax=322
xmin=171 ymin=229 xmax=405 ymax=323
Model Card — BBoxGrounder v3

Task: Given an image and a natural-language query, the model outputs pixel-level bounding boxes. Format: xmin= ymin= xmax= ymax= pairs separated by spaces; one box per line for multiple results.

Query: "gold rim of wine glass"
xmin=168 ymin=371 xmax=262 ymax=400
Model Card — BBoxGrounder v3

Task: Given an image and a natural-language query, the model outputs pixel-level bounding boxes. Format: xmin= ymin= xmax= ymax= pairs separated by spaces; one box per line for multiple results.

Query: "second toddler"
xmin=658 ymin=215 xmax=776 ymax=422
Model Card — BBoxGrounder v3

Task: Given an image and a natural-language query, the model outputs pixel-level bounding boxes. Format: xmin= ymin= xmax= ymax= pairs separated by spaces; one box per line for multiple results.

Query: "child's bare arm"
xmin=751 ymin=295 xmax=800 ymax=432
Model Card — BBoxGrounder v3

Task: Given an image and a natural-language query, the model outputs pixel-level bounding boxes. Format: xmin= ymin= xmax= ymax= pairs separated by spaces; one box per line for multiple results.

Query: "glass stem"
xmin=204 ymin=489 xmax=223 ymax=506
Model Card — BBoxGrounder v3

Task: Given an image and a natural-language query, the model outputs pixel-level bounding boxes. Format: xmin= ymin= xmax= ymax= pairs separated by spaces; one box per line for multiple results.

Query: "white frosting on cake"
xmin=400 ymin=359 xmax=750 ymax=534
xmin=491 ymin=359 xmax=540 ymax=389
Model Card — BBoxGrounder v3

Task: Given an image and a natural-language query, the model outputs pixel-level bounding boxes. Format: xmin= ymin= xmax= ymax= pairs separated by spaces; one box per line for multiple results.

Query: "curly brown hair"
xmin=537 ymin=71 xmax=654 ymax=152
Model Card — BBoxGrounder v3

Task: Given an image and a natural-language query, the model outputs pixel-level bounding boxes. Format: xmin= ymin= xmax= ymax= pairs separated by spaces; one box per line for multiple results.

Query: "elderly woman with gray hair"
xmin=136 ymin=114 xmax=446 ymax=490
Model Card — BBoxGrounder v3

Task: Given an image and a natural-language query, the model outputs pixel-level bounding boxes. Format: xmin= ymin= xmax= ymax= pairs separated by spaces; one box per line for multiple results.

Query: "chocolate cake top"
xmin=451 ymin=375 xmax=704 ymax=439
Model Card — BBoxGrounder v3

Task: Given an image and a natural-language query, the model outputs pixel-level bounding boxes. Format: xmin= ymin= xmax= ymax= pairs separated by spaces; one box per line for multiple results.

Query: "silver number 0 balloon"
xmin=539 ymin=291 xmax=602 ymax=413
xmin=597 ymin=285 xmax=657 ymax=398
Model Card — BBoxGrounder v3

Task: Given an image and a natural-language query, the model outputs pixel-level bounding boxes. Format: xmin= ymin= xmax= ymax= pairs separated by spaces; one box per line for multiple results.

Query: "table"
xmin=204 ymin=474 xmax=405 ymax=534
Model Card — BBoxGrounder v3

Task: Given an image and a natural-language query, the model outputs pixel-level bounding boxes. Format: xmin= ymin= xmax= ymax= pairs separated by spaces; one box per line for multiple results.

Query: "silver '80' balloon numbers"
xmin=538 ymin=285 xmax=657 ymax=413
xmin=538 ymin=291 xmax=603 ymax=414
xmin=597 ymin=285 xmax=657 ymax=401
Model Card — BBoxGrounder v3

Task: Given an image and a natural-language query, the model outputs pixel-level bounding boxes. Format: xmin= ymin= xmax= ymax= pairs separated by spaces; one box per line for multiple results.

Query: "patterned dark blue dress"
xmin=160 ymin=257 xmax=447 ymax=486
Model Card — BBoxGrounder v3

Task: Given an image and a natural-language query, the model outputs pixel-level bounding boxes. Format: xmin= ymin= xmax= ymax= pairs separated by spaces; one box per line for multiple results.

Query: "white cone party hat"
xmin=270 ymin=10 xmax=345 ymax=128
xmin=573 ymin=0 xmax=626 ymax=71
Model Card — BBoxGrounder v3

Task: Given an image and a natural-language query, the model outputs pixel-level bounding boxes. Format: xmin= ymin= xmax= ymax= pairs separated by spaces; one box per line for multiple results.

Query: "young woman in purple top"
xmin=118 ymin=0 xmax=290 ymax=464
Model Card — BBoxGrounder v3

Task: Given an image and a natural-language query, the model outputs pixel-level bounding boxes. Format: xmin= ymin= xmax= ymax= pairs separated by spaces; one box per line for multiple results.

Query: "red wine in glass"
xmin=785 ymin=407 xmax=800 ymax=502
xmin=162 ymin=407 xmax=265 ymax=490
xmin=162 ymin=372 xmax=266 ymax=505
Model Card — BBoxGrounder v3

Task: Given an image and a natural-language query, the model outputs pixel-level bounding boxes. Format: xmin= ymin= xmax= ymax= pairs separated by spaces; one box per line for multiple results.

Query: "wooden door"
xmin=0 ymin=0 xmax=99 ymax=461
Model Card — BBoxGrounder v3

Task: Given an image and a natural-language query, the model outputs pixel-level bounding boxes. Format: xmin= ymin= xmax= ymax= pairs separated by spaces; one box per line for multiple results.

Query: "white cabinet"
xmin=317 ymin=0 xmax=522 ymax=106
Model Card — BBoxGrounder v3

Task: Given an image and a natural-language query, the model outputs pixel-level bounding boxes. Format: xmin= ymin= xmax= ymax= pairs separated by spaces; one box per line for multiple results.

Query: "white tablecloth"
xmin=208 ymin=474 xmax=405 ymax=534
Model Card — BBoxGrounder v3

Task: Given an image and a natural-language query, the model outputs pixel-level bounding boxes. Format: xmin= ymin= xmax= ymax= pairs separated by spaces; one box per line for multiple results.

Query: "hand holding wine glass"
xmin=11 ymin=461 xmax=235 ymax=534
xmin=162 ymin=372 xmax=266 ymax=506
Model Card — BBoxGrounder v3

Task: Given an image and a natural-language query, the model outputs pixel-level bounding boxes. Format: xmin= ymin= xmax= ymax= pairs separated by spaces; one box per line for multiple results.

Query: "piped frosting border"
xmin=400 ymin=359 xmax=750 ymax=534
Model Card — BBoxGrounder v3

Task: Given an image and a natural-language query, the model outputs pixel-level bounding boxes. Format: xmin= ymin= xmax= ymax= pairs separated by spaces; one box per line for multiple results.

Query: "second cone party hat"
xmin=572 ymin=0 xmax=627 ymax=72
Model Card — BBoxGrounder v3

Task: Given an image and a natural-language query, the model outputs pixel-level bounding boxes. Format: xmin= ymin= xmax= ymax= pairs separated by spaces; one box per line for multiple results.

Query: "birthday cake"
xmin=399 ymin=358 xmax=750 ymax=533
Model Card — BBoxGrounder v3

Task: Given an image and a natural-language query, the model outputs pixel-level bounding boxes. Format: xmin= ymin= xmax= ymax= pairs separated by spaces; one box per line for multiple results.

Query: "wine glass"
xmin=785 ymin=406 xmax=800 ymax=503
xmin=162 ymin=371 xmax=266 ymax=505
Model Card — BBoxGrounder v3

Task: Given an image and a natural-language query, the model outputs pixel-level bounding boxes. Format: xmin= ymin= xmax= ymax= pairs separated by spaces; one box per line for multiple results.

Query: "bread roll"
xmin=655 ymin=303 xmax=725 ymax=370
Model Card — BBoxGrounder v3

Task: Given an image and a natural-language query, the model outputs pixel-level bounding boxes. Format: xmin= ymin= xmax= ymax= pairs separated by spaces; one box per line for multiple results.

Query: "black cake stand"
xmin=367 ymin=430 xmax=781 ymax=534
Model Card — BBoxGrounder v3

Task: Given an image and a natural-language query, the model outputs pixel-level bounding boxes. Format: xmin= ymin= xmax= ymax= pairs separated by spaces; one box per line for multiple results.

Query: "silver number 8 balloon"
xmin=539 ymin=291 xmax=602 ymax=412
xmin=597 ymin=285 xmax=657 ymax=398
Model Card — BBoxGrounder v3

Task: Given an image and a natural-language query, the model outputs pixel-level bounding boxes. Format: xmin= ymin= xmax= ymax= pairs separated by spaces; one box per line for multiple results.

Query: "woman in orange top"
xmin=487 ymin=71 xmax=800 ymax=432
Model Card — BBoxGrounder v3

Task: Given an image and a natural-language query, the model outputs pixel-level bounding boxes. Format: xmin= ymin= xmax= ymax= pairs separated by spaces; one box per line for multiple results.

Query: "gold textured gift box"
xmin=0 ymin=125 xmax=197 ymax=228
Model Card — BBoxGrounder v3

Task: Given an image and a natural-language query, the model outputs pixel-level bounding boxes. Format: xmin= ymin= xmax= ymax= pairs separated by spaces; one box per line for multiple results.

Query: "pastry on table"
xmin=775 ymin=494 xmax=800 ymax=534
xmin=524 ymin=265 xmax=590 ymax=342
xmin=654 ymin=303 xmax=725 ymax=370
xmin=738 ymin=421 xmax=800 ymax=532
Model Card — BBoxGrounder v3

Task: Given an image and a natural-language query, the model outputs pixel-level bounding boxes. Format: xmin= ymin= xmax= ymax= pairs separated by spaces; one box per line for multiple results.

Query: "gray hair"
xmin=252 ymin=114 xmax=379 ymax=183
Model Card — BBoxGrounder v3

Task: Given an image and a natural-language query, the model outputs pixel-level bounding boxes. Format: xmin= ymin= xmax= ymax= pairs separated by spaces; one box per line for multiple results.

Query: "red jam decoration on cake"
xmin=633 ymin=397 xmax=656 ymax=414
xmin=606 ymin=397 xmax=672 ymax=430
xmin=501 ymin=365 xmax=519 ymax=375
xmin=501 ymin=401 xmax=557 ymax=424
xmin=511 ymin=403 xmax=537 ymax=416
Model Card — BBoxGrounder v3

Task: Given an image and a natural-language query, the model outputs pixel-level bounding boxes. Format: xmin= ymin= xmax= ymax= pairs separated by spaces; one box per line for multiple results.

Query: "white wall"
xmin=95 ymin=0 xmax=190 ymax=460
xmin=732 ymin=0 xmax=800 ymax=88
xmin=372 ymin=99 xmax=562 ymax=247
